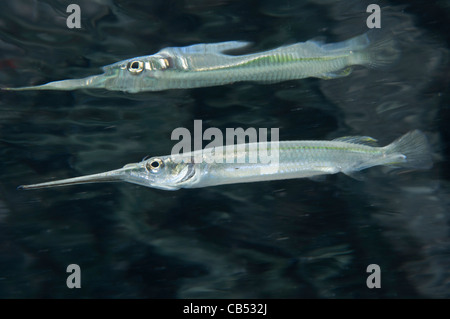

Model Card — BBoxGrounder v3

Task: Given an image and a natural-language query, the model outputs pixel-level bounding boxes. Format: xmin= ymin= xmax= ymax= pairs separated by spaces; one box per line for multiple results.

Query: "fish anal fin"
xmin=307 ymin=175 xmax=327 ymax=182
xmin=333 ymin=135 xmax=378 ymax=146
xmin=342 ymin=170 xmax=365 ymax=181
xmin=256 ymin=79 xmax=282 ymax=84
xmin=315 ymin=67 xmax=353 ymax=79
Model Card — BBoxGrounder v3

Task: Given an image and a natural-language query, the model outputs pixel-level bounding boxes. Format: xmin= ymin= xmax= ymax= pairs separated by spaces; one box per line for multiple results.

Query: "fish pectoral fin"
xmin=179 ymin=41 xmax=252 ymax=55
xmin=315 ymin=67 xmax=353 ymax=79
xmin=332 ymin=135 xmax=378 ymax=146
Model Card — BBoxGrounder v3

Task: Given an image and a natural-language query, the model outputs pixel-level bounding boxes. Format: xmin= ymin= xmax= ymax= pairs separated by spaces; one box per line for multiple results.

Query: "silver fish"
xmin=18 ymin=130 xmax=431 ymax=191
xmin=5 ymin=31 xmax=398 ymax=93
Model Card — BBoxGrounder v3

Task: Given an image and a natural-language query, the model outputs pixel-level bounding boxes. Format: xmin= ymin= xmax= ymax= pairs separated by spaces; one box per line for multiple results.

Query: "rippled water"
xmin=0 ymin=0 xmax=449 ymax=298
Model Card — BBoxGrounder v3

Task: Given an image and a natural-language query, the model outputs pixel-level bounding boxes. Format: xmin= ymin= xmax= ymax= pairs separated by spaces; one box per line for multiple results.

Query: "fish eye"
xmin=127 ymin=60 xmax=144 ymax=74
xmin=146 ymin=158 xmax=164 ymax=173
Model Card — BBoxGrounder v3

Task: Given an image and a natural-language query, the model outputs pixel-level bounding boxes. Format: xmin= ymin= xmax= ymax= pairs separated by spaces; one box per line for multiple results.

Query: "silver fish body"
xmin=5 ymin=31 xmax=398 ymax=93
xmin=18 ymin=130 xmax=432 ymax=191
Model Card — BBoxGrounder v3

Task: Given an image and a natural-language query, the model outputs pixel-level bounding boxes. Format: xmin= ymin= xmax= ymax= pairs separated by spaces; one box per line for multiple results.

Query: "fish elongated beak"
xmin=18 ymin=163 xmax=140 ymax=190
xmin=3 ymin=74 xmax=106 ymax=91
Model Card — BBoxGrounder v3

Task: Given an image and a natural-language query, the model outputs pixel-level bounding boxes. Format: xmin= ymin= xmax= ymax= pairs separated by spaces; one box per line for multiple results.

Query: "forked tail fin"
xmin=383 ymin=130 xmax=433 ymax=169
xmin=339 ymin=30 xmax=400 ymax=69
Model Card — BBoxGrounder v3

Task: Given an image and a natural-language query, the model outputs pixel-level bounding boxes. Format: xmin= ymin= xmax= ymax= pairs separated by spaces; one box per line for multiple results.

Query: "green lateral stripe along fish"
xmin=18 ymin=130 xmax=431 ymax=191
xmin=4 ymin=31 xmax=399 ymax=93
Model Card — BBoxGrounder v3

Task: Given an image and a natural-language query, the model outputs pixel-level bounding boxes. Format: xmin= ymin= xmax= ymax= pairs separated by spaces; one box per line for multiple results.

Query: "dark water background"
xmin=0 ymin=0 xmax=449 ymax=298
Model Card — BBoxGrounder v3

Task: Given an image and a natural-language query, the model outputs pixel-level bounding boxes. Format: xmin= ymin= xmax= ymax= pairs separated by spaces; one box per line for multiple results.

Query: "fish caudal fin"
xmin=383 ymin=130 xmax=433 ymax=169
xmin=346 ymin=30 xmax=400 ymax=69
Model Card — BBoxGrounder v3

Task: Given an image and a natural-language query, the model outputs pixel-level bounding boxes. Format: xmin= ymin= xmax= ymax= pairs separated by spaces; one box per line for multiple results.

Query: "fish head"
xmin=128 ymin=155 xmax=197 ymax=190
xmin=4 ymin=54 xmax=172 ymax=93
xmin=18 ymin=155 xmax=197 ymax=191
xmin=98 ymin=54 xmax=174 ymax=92
xmin=108 ymin=155 xmax=197 ymax=190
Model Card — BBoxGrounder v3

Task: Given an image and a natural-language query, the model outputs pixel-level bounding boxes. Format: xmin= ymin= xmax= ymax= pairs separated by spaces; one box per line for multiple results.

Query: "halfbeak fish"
xmin=19 ymin=130 xmax=431 ymax=192
xmin=5 ymin=31 xmax=399 ymax=93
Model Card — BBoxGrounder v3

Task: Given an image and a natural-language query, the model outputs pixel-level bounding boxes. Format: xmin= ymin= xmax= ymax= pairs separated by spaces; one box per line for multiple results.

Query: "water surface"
xmin=0 ymin=0 xmax=449 ymax=298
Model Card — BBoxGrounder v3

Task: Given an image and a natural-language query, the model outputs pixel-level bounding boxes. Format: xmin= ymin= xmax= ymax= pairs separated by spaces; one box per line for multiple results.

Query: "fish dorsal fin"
xmin=176 ymin=41 xmax=252 ymax=55
xmin=332 ymin=135 xmax=378 ymax=146
xmin=306 ymin=37 xmax=326 ymax=46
